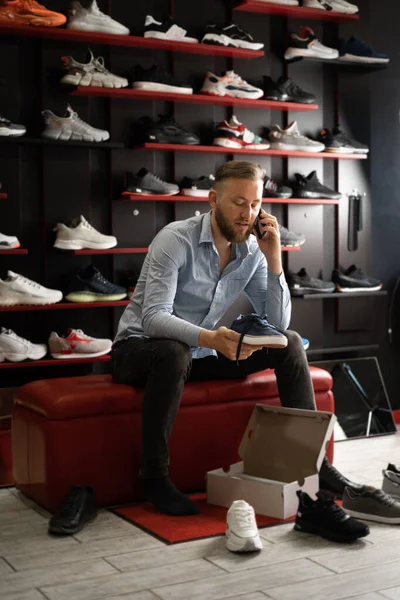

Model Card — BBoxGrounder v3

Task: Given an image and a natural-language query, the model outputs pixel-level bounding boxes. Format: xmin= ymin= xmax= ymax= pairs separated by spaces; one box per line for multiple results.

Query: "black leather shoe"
xmin=319 ymin=457 xmax=364 ymax=499
xmin=48 ymin=486 xmax=97 ymax=535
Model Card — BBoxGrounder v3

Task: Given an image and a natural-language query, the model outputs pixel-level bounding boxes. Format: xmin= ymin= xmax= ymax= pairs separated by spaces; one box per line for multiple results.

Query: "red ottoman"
xmin=12 ymin=367 xmax=334 ymax=511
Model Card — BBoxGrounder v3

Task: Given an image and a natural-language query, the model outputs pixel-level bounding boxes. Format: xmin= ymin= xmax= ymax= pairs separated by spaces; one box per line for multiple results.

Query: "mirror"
xmin=309 ymin=357 xmax=396 ymax=441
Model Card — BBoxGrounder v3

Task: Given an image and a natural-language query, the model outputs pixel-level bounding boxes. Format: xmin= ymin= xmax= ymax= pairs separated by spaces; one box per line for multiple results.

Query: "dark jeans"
xmin=111 ymin=330 xmax=316 ymax=479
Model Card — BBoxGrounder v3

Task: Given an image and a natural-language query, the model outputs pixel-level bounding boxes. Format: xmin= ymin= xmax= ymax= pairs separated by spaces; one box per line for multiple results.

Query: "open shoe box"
xmin=207 ymin=404 xmax=336 ymax=519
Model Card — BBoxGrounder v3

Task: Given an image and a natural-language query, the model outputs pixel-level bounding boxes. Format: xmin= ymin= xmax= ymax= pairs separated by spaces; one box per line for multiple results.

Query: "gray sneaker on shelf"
xmin=125 ymin=168 xmax=179 ymax=196
xmin=279 ymin=225 xmax=306 ymax=247
xmin=342 ymin=486 xmax=400 ymax=524
xmin=269 ymin=121 xmax=325 ymax=153
xmin=41 ymin=104 xmax=110 ymax=143
xmin=382 ymin=467 xmax=400 ymax=500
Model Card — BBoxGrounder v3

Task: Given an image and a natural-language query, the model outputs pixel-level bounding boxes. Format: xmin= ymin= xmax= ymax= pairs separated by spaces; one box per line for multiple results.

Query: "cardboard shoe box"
xmin=207 ymin=404 xmax=336 ymax=519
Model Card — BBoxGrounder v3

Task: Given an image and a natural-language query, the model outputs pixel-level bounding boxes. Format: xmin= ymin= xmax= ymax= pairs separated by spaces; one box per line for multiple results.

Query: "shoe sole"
xmin=226 ymin=535 xmax=263 ymax=553
xmin=284 ymin=48 xmax=339 ymax=61
xmin=61 ymin=74 xmax=128 ymax=88
xmin=181 ymin=189 xmax=210 ymax=197
xmin=269 ymin=141 xmax=325 ymax=153
xmin=50 ymin=348 xmax=111 ymax=359
xmin=290 ymin=286 xmax=336 ymax=296
xmin=144 ymin=31 xmax=198 ymax=43
xmin=294 ymin=522 xmax=365 ymax=543
xmin=242 ymin=334 xmax=288 ymax=348
xmin=42 ymin=131 xmax=109 ymax=143
xmin=298 ymin=190 xmax=341 ymax=199
xmin=67 ymin=22 xmax=129 ymax=35
xmin=201 ymin=89 xmax=264 ymax=100
xmin=0 ymin=350 xmax=47 ymax=362
xmin=54 ymin=239 xmax=117 ymax=250
xmin=133 ymin=82 xmax=193 ymax=95
xmin=201 ymin=33 xmax=263 ymax=51
xmin=335 ymin=284 xmax=382 ymax=292
xmin=0 ymin=128 xmax=26 ymax=137
xmin=48 ymin=511 xmax=98 ymax=536
xmin=339 ymin=54 xmax=389 ymax=64
xmin=123 ymin=190 xmax=179 ymax=196
xmin=263 ymin=192 xmax=293 ymax=199
xmin=345 ymin=509 xmax=400 ymax=525
xmin=65 ymin=292 xmax=127 ymax=302
xmin=0 ymin=294 xmax=62 ymax=306
xmin=147 ymin=136 xmax=200 ymax=145
xmin=213 ymin=138 xmax=270 ymax=150
xmin=0 ymin=242 xmax=21 ymax=249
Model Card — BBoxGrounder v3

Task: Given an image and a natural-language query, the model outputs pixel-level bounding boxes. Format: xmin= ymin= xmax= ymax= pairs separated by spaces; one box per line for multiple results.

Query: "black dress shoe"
xmin=319 ymin=457 xmax=365 ymax=499
xmin=48 ymin=486 xmax=97 ymax=536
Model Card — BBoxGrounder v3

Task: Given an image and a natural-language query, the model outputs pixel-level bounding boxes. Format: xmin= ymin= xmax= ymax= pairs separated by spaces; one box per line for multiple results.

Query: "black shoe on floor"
xmin=332 ymin=265 xmax=382 ymax=293
xmin=294 ymin=170 xmax=341 ymax=200
xmin=263 ymin=76 xmax=316 ymax=104
xmin=132 ymin=64 xmax=193 ymax=95
xmin=263 ymin=175 xmax=292 ymax=199
xmin=65 ymin=265 xmax=128 ymax=302
xmin=319 ymin=457 xmax=365 ymax=499
xmin=48 ymin=486 xmax=97 ymax=535
xmin=287 ymin=268 xmax=335 ymax=296
xmin=295 ymin=490 xmax=370 ymax=543
xmin=145 ymin=114 xmax=200 ymax=145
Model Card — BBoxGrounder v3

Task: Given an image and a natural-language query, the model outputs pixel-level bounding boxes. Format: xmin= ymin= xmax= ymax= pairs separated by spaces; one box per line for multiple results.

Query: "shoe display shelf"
xmin=0 ymin=355 xmax=110 ymax=370
xmin=0 ymin=249 xmax=28 ymax=255
xmin=0 ymin=23 xmax=263 ymax=59
xmin=71 ymin=88 xmax=319 ymax=113
xmin=234 ymin=1 xmax=359 ymax=23
xmin=0 ymin=137 xmax=125 ymax=150
xmin=287 ymin=56 xmax=389 ymax=70
xmin=61 ymin=248 xmax=148 ymax=255
xmin=307 ymin=344 xmax=379 ymax=356
xmin=298 ymin=291 xmax=387 ymax=300
xmin=0 ymin=193 xmax=7 ymax=199
xmin=121 ymin=193 xmax=340 ymax=205
xmin=0 ymin=301 xmax=130 ymax=312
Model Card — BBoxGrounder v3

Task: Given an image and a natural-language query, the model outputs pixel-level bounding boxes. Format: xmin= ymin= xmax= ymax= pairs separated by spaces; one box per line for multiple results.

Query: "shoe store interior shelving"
xmin=234 ymin=1 xmax=360 ymax=22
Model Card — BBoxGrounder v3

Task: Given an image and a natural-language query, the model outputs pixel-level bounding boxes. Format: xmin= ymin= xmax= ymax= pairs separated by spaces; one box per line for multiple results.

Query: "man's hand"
xmin=254 ymin=209 xmax=282 ymax=274
xmin=199 ymin=327 xmax=263 ymax=361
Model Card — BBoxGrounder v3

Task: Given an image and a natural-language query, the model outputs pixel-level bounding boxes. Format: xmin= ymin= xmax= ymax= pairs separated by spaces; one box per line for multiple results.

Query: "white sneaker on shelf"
xmin=41 ymin=104 xmax=110 ymax=143
xmin=302 ymin=0 xmax=359 ymax=13
xmin=60 ymin=50 xmax=129 ymax=88
xmin=285 ymin=28 xmax=339 ymax=61
xmin=144 ymin=15 xmax=198 ymax=43
xmin=48 ymin=329 xmax=112 ymax=359
xmin=66 ymin=0 xmax=129 ymax=35
xmin=0 ymin=328 xmax=47 ymax=363
xmin=0 ymin=233 xmax=20 ymax=249
xmin=201 ymin=70 xmax=263 ymax=100
xmin=0 ymin=271 xmax=63 ymax=306
xmin=54 ymin=215 xmax=117 ymax=250
xmin=226 ymin=500 xmax=263 ymax=553
xmin=269 ymin=121 xmax=325 ymax=152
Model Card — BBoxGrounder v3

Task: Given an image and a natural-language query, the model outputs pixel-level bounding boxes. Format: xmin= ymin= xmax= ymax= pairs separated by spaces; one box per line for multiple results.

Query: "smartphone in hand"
xmin=254 ymin=209 xmax=266 ymax=239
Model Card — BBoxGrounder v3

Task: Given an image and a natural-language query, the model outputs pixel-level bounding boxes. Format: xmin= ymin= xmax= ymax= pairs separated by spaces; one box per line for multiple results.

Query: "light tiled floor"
xmin=1 ymin=432 xmax=400 ymax=600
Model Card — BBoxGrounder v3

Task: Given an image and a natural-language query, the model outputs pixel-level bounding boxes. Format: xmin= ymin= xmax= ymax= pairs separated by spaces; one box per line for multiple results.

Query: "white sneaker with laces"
xmin=144 ymin=15 xmax=198 ymax=43
xmin=0 ymin=232 xmax=20 ymax=249
xmin=226 ymin=500 xmax=263 ymax=553
xmin=41 ymin=104 xmax=110 ymax=143
xmin=201 ymin=71 xmax=263 ymax=100
xmin=269 ymin=121 xmax=325 ymax=152
xmin=66 ymin=0 xmax=129 ymax=35
xmin=60 ymin=51 xmax=129 ymax=88
xmin=302 ymin=0 xmax=358 ymax=13
xmin=0 ymin=271 xmax=63 ymax=306
xmin=48 ymin=329 xmax=112 ymax=359
xmin=54 ymin=215 xmax=117 ymax=250
xmin=0 ymin=328 xmax=47 ymax=362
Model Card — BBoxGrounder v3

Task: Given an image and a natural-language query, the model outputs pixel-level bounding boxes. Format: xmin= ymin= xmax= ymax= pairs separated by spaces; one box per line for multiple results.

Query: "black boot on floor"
xmin=319 ymin=457 xmax=364 ymax=499
xmin=48 ymin=485 xmax=97 ymax=536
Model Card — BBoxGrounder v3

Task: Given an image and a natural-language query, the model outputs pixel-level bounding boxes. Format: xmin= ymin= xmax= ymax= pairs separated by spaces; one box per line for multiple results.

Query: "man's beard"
xmin=214 ymin=205 xmax=253 ymax=243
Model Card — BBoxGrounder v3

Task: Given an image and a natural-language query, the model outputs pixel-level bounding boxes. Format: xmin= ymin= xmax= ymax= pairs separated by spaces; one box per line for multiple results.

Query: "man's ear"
xmin=209 ymin=188 xmax=217 ymax=209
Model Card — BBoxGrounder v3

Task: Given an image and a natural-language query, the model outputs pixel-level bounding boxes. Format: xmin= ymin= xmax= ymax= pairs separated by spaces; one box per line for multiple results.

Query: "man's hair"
xmin=214 ymin=161 xmax=265 ymax=191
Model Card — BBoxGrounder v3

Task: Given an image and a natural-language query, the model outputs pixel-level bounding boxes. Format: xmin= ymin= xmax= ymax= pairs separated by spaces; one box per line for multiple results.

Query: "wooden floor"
xmin=1 ymin=432 xmax=400 ymax=600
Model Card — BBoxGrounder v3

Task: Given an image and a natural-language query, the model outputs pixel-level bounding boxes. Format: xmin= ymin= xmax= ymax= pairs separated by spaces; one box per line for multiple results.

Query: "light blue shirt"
xmin=115 ymin=211 xmax=291 ymax=358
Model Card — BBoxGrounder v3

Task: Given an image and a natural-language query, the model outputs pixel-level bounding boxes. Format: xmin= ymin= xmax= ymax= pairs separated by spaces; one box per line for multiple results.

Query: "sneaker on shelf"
xmin=213 ymin=116 xmax=270 ymax=150
xmin=287 ymin=268 xmax=335 ymax=296
xmin=302 ymin=337 xmax=310 ymax=350
xmin=181 ymin=175 xmax=215 ymax=197
xmin=200 ymin=70 xmax=263 ymax=100
xmin=254 ymin=0 xmax=299 ymax=4
xmin=0 ymin=327 xmax=47 ymax=363
xmin=132 ymin=64 xmax=193 ymax=95
xmin=49 ymin=329 xmax=112 ymax=359
xmin=294 ymin=170 xmax=341 ymax=199
xmin=125 ymin=168 xmax=179 ymax=196
xmin=319 ymin=126 xmax=369 ymax=154
xmin=66 ymin=0 xmax=129 ymax=35
xmin=343 ymin=486 xmax=400 ymax=524
xmin=319 ymin=456 xmax=365 ymax=499
xmin=279 ymin=225 xmax=306 ymax=247
xmin=226 ymin=500 xmax=263 ymax=553
xmin=144 ymin=114 xmax=200 ymax=145
xmin=263 ymin=76 xmax=317 ymax=104
xmin=201 ymin=23 xmax=263 ymax=51
xmin=0 ymin=270 xmax=62 ymax=306
xmin=0 ymin=0 xmax=66 ymax=27
xmin=54 ymin=215 xmax=117 ymax=251
xmin=332 ymin=265 xmax=382 ymax=293
xmin=60 ymin=50 xmax=128 ymax=88
xmin=285 ymin=27 xmax=339 ymax=61
xmin=269 ymin=121 xmax=325 ymax=153
xmin=388 ymin=464 xmax=400 ymax=475
xmin=263 ymin=175 xmax=292 ymax=199
xmin=41 ymin=104 xmax=109 ymax=143
xmin=339 ymin=36 xmax=390 ymax=64
xmin=0 ymin=232 xmax=20 ymax=249
xmin=48 ymin=485 xmax=97 ymax=535
xmin=0 ymin=114 xmax=26 ymax=137
xmin=144 ymin=15 xmax=198 ymax=43
xmin=382 ymin=468 xmax=400 ymax=501
xmin=302 ymin=0 xmax=359 ymax=13
xmin=294 ymin=490 xmax=369 ymax=543
xmin=65 ymin=265 xmax=127 ymax=303
xmin=230 ymin=314 xmax=288 ymax=348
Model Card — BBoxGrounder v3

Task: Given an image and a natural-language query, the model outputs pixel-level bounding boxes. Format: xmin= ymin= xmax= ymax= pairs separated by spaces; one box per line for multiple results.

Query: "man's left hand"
xmin=254 ymin=209 xmax=282 ymax=273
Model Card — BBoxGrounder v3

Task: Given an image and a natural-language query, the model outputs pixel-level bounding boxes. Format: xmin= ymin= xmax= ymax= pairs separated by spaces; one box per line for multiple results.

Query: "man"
xmin=112 ymin=160 xmax=360 ymax=516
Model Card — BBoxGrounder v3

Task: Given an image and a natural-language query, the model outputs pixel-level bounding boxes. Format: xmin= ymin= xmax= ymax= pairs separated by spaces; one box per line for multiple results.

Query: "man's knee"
xmin=155 ymin=340 xmax=192 ymax=376
xmin=284 ymin=330 xmax=305 ymax=355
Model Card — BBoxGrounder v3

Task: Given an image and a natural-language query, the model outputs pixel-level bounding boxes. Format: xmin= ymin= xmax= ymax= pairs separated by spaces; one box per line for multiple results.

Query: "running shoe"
xmin=0 ymin=0 xmax=66 ymax=27
xmin=0 ymin=328 xmax=47 ymax=363
xmin=200 ymin=70 xmax=263 ymax=100
xmin=41 ymin=104 xmax=110 ymax=143
xmin=53 ymin=215 xmax=117 ymax=250
xmin=202 ymin=23 xmax=263 ymax=51
xmin=0 ymin=114 xmax=26 ymax=137
xmin=213 ymin=115 xmax=269 ymax=149
xmin=66 ymin=0 xmax=129 ymax=35
xmin=49 ymin=328 xmax=112 ymax=359
xmin=144 ymin=14 xmax=198 ymax=43
xmin=285 ymin=27 xmax=339 ymax=61
xmin=60 ymin=50 xmax=128 ymax=88
xmin=0 ymin=232 xmax=20 ymax=249
xmin=269 ymin=121 xmax=325 ymax=152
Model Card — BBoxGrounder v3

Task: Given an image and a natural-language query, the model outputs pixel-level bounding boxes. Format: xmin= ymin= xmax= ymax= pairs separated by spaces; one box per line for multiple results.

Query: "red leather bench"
xmin=12 ymin=367 xmax=334 ymax=511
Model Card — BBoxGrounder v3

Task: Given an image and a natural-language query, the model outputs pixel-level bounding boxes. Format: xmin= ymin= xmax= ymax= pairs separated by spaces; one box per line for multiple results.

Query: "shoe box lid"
xmin=238 ymin=404 xmax=336 ymax=482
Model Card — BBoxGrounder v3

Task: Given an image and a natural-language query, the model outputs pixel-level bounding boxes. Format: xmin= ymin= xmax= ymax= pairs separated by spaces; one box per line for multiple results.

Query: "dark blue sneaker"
xmin=65 ymin=265 xmax=128 ymax=302
xmin=339 ymin=36 xmax=390 ymax=64
xmin=230 ymin=314 xmax=287 ymax=363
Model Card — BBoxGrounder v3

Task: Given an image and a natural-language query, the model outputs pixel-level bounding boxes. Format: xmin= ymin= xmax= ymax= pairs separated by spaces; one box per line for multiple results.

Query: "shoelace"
xmin=14 ymin=274 xmax=41 ymax=290
xmin=92 ymin=56 xmax=111 ymax=75
xmin=235 ymin=315 xmax=277 ymax=365
xmin=1 ymin=328 xmax=27 ymax=343
xmin=369 ymin=488 xmax=398 ymax=507
xmin=318 ymin=494 xmax=347 ymax=519
xmin=234 ymin=508 xmax=256 ymax=528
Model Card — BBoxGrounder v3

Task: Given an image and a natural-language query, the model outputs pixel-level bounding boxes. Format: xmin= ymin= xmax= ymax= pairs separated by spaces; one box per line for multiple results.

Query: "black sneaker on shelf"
xmin=48 ymin=486 xmax=97 ymax=536
xmin=319 ymin=456 xmax=365 ymax=499
xmin=287 ymin=268 xmax=335 ymax=296
xmin=132 ymin=64 xmax=193 ymax=95
xmin=279 ymin=225 xmax=306 ymax=247
xmin=65 ymin=265 xmax=128 ymax=303
xmin=294 ymin=171 xmax=341 ymax=199
xmin=263 ymin=175 xmax=292 ymax=199
xmin=332 ymin=265 xmax=382 ymax=293
xmin=144 ymin=114 xmax=200 ymax=145
xmin=180 ymin=174 xmax=215 ymax=197
xmin=125 ymin=168 xmax=179 ymax=196
xmin=263 ymin=76 xmax=316 ymax=104
xmin=201 ymin=23 xmax=264 ymax=51
xmin=294 ymin=490 xmax=370 ymax=543
xmin=319 ymin=126 xmax=369 ymax=154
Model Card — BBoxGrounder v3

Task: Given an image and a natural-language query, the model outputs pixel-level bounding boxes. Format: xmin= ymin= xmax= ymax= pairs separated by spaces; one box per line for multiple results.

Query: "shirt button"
xmin=215 ymin=263 xmax=218 ymax=267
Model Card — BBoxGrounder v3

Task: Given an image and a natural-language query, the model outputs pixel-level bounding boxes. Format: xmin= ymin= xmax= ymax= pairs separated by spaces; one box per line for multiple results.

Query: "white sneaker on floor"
xmin=269 ymin=121 xmax=325 ymax=152
xmin=201 ymin=71 xmax=263 ymax=100
xmin=0 ymin=232 xmax=20 ymax=249
xmin=0 ymin=271 xmax=63 ymax=306
xmin=60 ymin=51 xmax=129 ymax=88
xmin=226 ymin=500 xmax=263 ymax=553
xmin=54 ymin=215 xmax=117 ymax=250
xmin=41 ymin=104 xmax=110 ymax=143
xmin=285 ymin=27 xmax=339 ymax=61
xmin=302 ymin=0 xmax=359 ymax=13
xmin=49 ymin=329 xmax=112 ymax=359
xmin=0 ymin=328 xmax=47 ymax=363
xmin=66 ymin=0 xmax=129 ymax=35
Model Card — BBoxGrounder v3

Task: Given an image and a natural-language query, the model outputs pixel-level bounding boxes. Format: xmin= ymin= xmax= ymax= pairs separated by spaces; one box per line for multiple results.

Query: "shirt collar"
xmin=200 ymin=211 xmax=253 ymax=259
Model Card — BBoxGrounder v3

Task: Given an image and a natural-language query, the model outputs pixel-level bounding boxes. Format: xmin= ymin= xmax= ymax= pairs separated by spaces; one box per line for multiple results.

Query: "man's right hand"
xmin=199 ymin=327 xmax=263 ymax=361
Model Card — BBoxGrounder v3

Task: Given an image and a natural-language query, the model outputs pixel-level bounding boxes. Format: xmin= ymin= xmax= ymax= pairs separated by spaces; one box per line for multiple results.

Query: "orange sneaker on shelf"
xmin=0 ymin=0 xmax=66 ymax=27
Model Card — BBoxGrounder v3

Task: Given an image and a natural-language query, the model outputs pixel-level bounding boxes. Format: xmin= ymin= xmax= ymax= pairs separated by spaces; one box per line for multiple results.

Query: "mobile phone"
xmin=254 ymin=209 xmax=266 ymax=239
